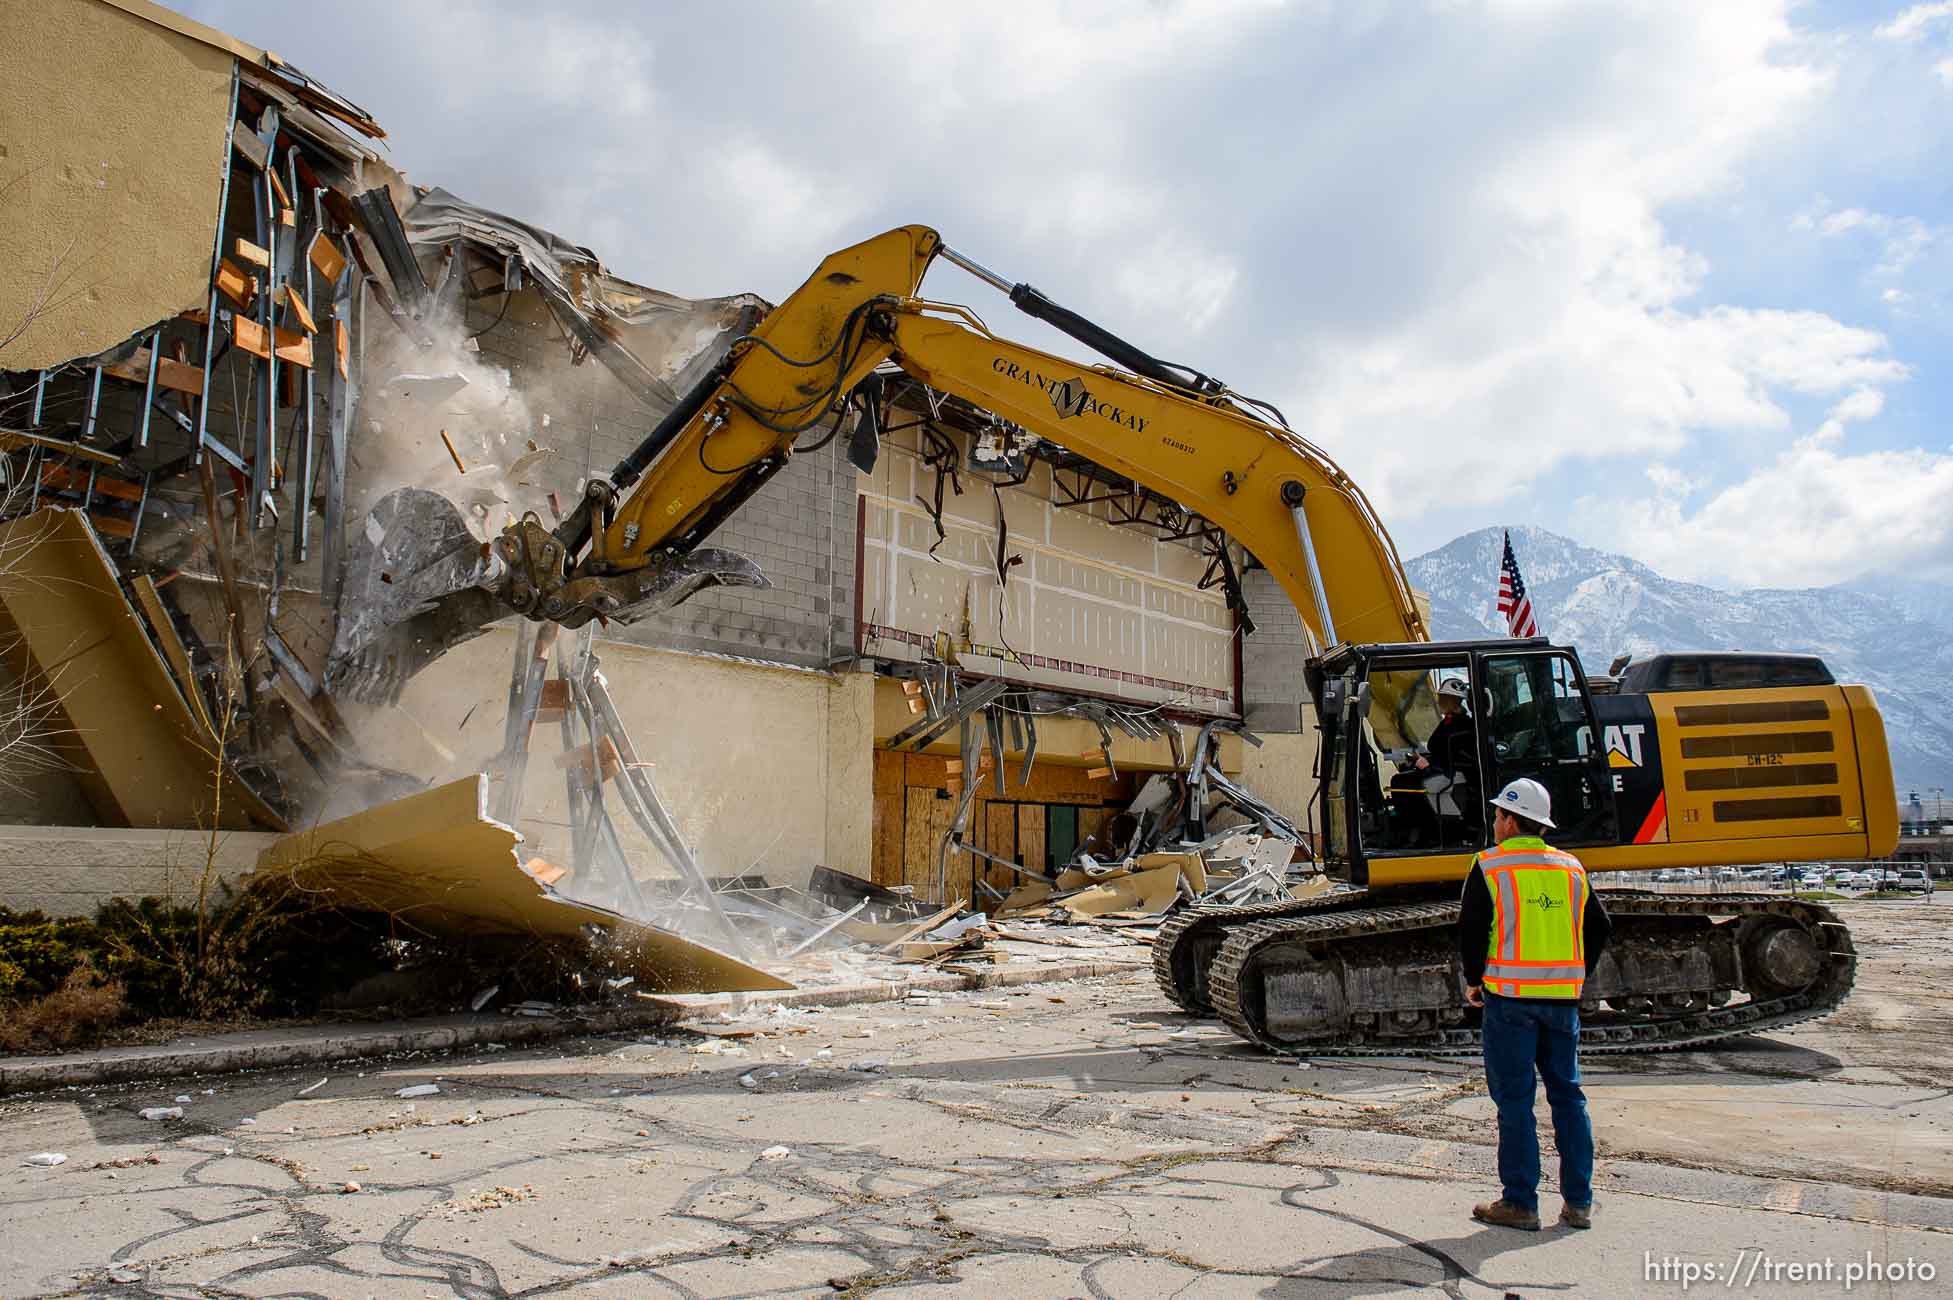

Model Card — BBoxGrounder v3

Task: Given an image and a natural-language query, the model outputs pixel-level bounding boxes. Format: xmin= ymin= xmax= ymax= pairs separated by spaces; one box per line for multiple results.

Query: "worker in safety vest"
xmin=1458 ymin=777 xmax=1611 ymax=1232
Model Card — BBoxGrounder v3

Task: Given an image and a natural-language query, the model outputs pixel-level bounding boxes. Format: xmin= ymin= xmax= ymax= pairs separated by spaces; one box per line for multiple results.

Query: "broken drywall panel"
xmin=0 ymin=508 xmax=284 ymax=831
xmin=1054 ymin=864 xmax=1181 ymax=917
xmin=254 ymin=775 xmax=792 ymax=995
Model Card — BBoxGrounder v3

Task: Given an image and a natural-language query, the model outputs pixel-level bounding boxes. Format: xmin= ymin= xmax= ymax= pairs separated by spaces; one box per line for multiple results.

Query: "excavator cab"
xmin=1315 ymin=639 xmax=1619 ymax=887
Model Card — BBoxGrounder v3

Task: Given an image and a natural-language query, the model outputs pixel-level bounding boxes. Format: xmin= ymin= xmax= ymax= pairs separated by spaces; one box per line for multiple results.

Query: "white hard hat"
xmin=1489 ymin=777 xmax=1555 ymax=828
xmin=1437 ymin=677 xmax=1468 ymax=699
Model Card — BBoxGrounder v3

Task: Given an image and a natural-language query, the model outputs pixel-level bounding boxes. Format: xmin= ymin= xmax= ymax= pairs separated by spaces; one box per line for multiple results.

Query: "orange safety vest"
xmin=1478 ymin=835 xmax=1589 ymax=999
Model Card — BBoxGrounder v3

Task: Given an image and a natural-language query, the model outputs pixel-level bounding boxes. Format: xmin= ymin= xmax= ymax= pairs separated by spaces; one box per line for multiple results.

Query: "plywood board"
xmin=872 ymin=749 xmax=905 ymax=886
xmin=0 ymin=508 xmax=282 ymax=831
xmin=1020 ymin=803 xmax=1047 ymax=876
xmin=908 ymin=789 xmax=958 ymax=900
xmin=983 ymin=803 xmax=1017 ymax=896
xmin=256 ymin=776 xmax=791 ymax=995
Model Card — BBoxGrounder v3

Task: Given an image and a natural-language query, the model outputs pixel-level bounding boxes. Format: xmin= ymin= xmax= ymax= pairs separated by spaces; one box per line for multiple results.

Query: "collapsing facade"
xmin=0 ymin=2 xmax=1322 ymax=948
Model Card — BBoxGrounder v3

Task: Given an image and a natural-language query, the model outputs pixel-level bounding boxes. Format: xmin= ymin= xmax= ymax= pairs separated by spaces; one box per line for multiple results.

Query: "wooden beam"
xmin=39 ymin=463 xmax=142 ymax=502
xmin=310 ymin=237 xmax=347 ymax=284
xmin=105 ymin=346 xmax=206 ymax=398
xmin=230 ymin=127 xmax=268 ymax=171
xmin=131 ymin=574 xmax=214 ymax=740
xmin=215 ymin=257 xmax=257 ymax=309
xmin=234 ymin=237 xmax=270 ymax=269
xmin=233 ymin=316 xmax=314 ymax=369
xmin=282 ymin=285 xmax=317 ymax=335
xmin=0 ymin=427 xmax=121 ymax=467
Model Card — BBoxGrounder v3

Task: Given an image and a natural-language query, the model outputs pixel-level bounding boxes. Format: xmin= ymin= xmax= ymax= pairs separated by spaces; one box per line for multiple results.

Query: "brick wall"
xmin=1240 ymin=567 xmax=1310 ymax=733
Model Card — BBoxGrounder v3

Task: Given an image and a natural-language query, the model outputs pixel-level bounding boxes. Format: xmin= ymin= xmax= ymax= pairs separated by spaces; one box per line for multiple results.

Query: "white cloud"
xmin=1612 ymin=436 xmax=1953 ymax=588
xmin=1795 ymin=201 xmax=1938 ymax=274
xmin=1113 ymin=239 xmax=1239 ymax=334
xmin=1876 ymin=3 xmax=1953 ymax=42
xmin=174 ymin=0 xmax=1944 ymax=586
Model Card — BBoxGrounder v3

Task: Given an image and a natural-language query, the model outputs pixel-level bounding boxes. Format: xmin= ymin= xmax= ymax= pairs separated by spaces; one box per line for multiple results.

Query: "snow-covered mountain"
xmin=1404 ymin=526 xmax=1953 ymax=798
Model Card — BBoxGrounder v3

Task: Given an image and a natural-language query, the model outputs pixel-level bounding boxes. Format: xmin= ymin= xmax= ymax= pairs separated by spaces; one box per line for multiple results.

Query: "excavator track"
xmin=1151 ymin=888 xmax=1374 ymax=1012
xmin=1205 ymin=893 xmax=1855 ymax=1057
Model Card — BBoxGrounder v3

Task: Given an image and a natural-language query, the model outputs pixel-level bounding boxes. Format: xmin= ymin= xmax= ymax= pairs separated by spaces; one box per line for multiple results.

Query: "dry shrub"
xmin=0 ymin=955 xmax=127 ymax=1052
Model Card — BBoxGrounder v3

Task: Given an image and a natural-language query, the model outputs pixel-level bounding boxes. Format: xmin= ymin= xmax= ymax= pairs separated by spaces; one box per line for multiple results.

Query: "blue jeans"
xmin=1481 ymin=992 xmax=1593 ymax=1212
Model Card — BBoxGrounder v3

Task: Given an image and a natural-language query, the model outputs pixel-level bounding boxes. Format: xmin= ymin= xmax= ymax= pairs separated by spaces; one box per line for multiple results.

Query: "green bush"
xmin=0 ymin=908 xmax=98 ymax=1002
xmin=2 ymin=891 xmax=402 ymax=1027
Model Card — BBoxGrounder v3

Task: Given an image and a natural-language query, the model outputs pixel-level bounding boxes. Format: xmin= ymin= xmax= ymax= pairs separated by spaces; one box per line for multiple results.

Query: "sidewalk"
xmin=0 ymin=951 xmax=1144 ymax=1094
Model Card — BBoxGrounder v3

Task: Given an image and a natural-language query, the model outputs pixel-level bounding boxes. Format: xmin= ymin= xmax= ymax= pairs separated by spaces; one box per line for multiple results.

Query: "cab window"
xmin=1352 ymin=662 xmax=1483 ymax=856
xmin=1480 ymin=652 xmax=1616 ymax=846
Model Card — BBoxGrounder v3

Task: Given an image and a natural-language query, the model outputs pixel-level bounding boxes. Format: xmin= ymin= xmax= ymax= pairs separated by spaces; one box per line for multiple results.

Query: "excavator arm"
xmin=326 ymin=225 xmax=1426 ymax=699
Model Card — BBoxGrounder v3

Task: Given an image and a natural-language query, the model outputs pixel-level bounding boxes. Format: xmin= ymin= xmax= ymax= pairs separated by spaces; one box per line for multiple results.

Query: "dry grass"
xmin=0 ymin=956 xmax=127 ymax=1053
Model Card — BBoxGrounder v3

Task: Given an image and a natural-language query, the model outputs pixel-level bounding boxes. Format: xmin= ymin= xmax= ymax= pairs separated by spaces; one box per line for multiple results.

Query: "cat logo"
xmin=1603 ymin=723 xmax=1647 ymax=769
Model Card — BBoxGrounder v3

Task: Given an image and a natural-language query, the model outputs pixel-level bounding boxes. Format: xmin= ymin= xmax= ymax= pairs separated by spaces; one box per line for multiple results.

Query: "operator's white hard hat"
xmin=1489 ymin=778 xmax=1555 ymax=828
xmin=1437 ymin=677 xmax=1468 ymax=699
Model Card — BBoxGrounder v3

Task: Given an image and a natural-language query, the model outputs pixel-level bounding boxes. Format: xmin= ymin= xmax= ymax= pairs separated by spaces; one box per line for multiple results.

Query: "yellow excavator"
xmin=327 ymin=225 xmax=1898 ymax=1054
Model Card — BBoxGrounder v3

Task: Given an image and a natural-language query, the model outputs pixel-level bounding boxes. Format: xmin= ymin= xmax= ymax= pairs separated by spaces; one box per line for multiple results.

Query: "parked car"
xmin=1836 ymin=872 xmax=1873 ymax=890
xmin=1895 ymin=870 xmax=1934 ymax=896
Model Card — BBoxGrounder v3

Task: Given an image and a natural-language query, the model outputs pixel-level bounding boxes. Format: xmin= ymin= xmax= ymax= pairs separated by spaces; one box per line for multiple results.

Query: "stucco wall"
xmin=0 ymin=0 xmax=233 ymax=369
xmin=350 ymin=626 xmax=870 ymax=892
xmin=1236 ymin=728 xmax=1320 ymax=840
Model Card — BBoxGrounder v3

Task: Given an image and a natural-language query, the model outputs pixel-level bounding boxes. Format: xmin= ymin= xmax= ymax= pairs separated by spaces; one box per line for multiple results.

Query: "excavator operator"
xmin=1416 ymin=678 xmax=1479 ymax=786
xmin=1414 ymin=677 xmax=1482 ymax=839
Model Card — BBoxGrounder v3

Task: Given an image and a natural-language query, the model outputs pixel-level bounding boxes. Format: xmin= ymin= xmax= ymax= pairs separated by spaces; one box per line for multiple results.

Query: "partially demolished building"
xmin=0 ymin=1 xmax=1320 ymax=933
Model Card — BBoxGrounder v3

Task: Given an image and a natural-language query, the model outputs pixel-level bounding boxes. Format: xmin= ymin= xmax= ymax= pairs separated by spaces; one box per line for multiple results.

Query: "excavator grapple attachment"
xmin=324 ymin=486 xmax=768 ymax=704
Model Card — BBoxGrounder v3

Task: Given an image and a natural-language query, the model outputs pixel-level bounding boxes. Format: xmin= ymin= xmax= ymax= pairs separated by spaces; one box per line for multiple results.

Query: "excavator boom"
xmin=326 ymin=226 xmax=1424 ymax=699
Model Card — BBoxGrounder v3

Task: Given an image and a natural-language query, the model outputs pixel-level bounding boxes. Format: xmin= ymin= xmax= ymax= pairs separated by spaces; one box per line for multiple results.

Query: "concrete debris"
xmin=395 ymin=1084 xmax=440 ymax=1098
xmin=23 ymin=1154 xmax=66 ymax=1167
xmin=383 ymin=372 xmax=470 ymax=406
xmin=138 ymin=1108 xmax=182 ymax=1122
xmin=759 ymin=1145 xmax=792 ymax=1161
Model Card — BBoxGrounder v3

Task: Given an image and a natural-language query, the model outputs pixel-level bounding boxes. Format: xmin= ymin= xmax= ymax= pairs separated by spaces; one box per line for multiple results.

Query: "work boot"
xmin=1559 ymin=1202 xmax=1593 ymax=1230
xmin=1472 ymin=1199 xmax=1541 ymax=1231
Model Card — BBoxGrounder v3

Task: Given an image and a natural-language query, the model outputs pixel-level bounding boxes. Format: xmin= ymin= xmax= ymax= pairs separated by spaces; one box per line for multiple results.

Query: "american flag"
xmin=1497 ymin=530 xmax=1540 ymax=637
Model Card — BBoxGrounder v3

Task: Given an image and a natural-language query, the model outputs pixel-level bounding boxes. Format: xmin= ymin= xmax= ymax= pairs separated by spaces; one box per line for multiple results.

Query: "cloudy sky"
xmin=183 ymin=0 xmax=1951 ymax=591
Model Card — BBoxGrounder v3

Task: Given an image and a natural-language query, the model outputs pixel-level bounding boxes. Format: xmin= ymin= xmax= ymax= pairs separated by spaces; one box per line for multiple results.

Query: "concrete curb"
xmin=0 ymin=956 xmax=1144 ymax=1095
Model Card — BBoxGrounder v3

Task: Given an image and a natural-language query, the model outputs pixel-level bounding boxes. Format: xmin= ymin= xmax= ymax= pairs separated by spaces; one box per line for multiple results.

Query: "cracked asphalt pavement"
xmin=3 ymin=899 xmax=1949 ymax=1297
